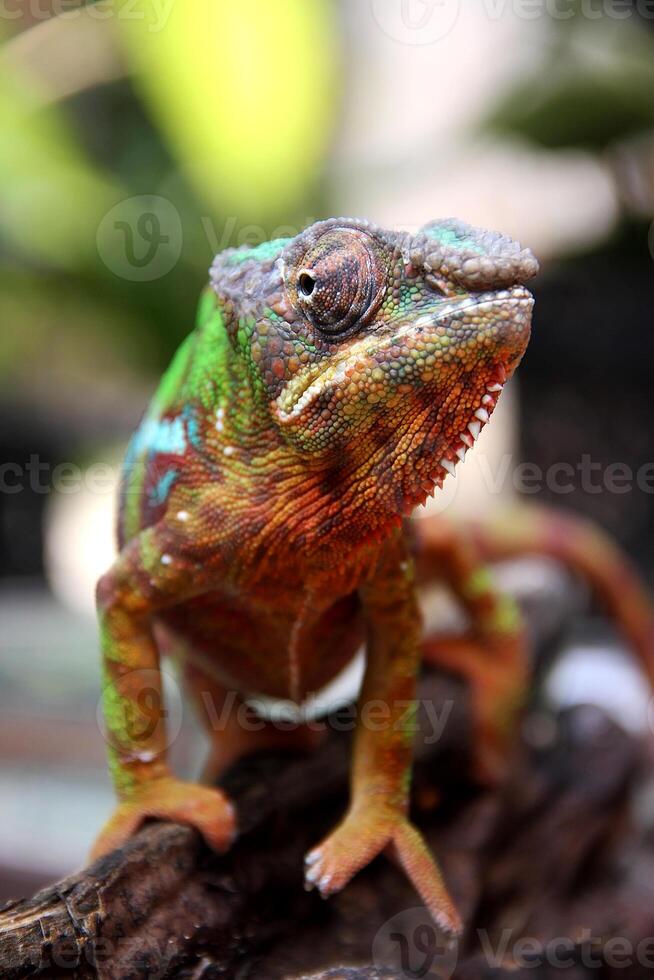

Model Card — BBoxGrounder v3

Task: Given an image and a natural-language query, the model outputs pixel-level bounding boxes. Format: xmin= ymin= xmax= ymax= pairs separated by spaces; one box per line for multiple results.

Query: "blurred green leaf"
xmin=0 ymin=269 xmax=152 ymax=384
xmin=116 ymin=0 xmax=339 ymax=220
xmin=0 ymin=56 xmax=121 ymax=267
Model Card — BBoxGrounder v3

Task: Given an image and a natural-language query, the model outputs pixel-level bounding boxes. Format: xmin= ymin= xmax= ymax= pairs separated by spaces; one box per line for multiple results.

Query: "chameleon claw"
xmin=317 ymin=873 xmax=332 ymax=894
xmin=304 ymin=863 xmax=321 ymax=884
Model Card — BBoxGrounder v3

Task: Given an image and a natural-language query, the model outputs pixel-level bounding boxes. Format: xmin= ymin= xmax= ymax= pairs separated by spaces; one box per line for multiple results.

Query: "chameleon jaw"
xmin=417 ymin=287 xmax=532 ymax=497
xmin=435 ymin=365 xmax=507 ymax=483
xmin=396 ymin=285 xmax=533 ymax=512
xmin=392 ymin=362 xmax=511 ymax=518
xmin=273 ymin=286 xmax=531 ymax=426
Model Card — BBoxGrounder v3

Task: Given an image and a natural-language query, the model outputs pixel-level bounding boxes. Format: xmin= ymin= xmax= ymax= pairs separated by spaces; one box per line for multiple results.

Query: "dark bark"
xmin=0 ymin=669 xmax=649 ymax=980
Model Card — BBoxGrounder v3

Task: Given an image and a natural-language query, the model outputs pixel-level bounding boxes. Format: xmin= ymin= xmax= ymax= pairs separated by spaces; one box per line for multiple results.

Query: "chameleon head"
xmin=212 ymin=217 xmax=538 ymax=516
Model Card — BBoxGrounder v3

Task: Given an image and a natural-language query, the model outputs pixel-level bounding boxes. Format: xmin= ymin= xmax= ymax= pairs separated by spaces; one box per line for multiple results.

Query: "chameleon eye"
xmin=294 ymin=229 xmax=386 ymax=337
xmin=298 ymin=271 xmax=316 ymax=297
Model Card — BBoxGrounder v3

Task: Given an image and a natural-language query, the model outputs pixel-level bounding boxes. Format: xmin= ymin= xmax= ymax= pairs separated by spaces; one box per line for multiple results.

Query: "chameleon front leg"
xmin=305 ymin=534 xmax=462 ymax=936
xmin=91 ymin=524 xmax=235 ymax=860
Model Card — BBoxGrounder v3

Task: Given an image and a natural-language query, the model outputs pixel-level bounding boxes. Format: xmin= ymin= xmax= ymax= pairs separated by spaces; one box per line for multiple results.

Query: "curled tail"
xmin=464 ymin=506 xmax=654 ymax=686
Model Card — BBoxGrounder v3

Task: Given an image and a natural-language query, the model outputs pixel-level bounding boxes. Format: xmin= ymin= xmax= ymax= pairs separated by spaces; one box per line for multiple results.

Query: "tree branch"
xmin=0 ymin=670 xmax=646 ymax=979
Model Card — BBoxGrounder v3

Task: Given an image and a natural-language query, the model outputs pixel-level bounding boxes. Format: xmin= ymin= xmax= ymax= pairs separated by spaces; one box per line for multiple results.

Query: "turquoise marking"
xmin=183 ymin=405 xmax=203 ymax=450
xmin=149 ymin=467 xmax=179 ymax=506
xmin=226 ymin=237 xmax=291 ymax=266
xmin=131 ymin=416 xmax=187 ymax=457
xmin=425 ymin=226 xmax=485 ymax=255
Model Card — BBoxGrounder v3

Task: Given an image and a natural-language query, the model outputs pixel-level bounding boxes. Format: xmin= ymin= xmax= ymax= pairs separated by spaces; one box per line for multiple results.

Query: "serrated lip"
xmin=434 ymin=365 xmax=508 ymax=482
xmin=404 ymin=363 xmax=512 ymax=514
xmin=402 ymin=362 xmax=517 ymax=516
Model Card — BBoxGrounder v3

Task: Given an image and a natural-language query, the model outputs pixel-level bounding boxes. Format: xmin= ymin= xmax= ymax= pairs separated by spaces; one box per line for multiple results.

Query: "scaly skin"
xmin=92 ymin=217 xmax=538 ymax=933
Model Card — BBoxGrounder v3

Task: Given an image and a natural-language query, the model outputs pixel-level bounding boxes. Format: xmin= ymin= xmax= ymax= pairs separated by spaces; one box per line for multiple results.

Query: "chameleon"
xmin=91 ymin=215 xmax=654 ymax=934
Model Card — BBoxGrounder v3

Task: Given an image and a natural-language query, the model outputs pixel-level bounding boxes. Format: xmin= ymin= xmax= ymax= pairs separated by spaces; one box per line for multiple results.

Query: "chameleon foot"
xmin=90 ymin=776 xmax=236 ymax=860
xmin=304 ymin=803 xmax=462 ymax=936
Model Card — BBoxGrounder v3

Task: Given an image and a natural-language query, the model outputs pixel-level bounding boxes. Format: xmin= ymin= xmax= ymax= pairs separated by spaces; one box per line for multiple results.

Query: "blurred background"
xmin=1 ymin=0 xmax=653 ymax=900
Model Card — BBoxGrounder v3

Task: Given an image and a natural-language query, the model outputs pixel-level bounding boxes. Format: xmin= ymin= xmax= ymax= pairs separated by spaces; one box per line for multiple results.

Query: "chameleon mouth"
xmin=275 ymin=356 xmax=350 ymax=422
xmin=274 ymin=285 xmax=532 ymax=425
xmin=429 ymin=288 xmax=532 ymax=487
xmin=395 ymin=361 xmax=514 ymax=517
xmin=413 ymin=285 xmax=533 ymax=331
xmin=399 ymin=288 xmax=532 ymax=507
xmin=434 ymin=364 xmax=508 ymax=484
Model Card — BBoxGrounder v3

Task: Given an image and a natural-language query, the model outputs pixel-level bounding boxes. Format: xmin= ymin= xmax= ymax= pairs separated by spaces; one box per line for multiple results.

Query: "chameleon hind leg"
xmin=467 ymin=505 xmax=654 ymax=684
xmin=414 ymin=517 xmax=529 ymax=786
xmin=182 ymin=659 xmax=325 ymax=784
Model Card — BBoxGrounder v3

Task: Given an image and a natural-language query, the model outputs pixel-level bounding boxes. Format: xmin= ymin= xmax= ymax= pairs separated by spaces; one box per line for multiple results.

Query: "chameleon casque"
xmin=92 ymin=217 xmax=654 ymax=934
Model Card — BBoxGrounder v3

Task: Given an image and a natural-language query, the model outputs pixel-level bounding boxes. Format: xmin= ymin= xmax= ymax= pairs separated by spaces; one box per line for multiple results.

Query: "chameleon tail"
xmin=464 ymin=506 xmax=654 ymax=687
